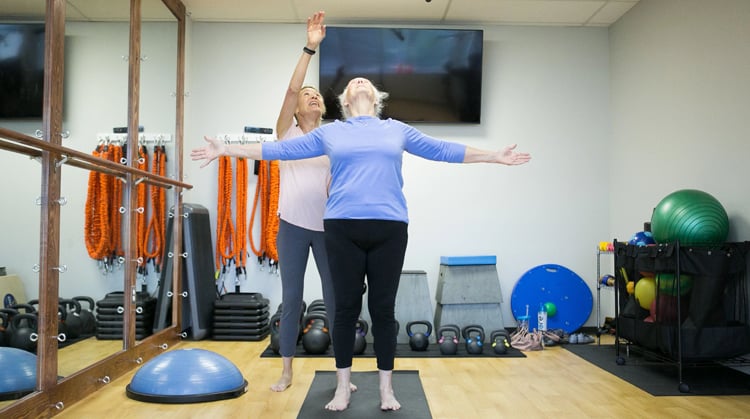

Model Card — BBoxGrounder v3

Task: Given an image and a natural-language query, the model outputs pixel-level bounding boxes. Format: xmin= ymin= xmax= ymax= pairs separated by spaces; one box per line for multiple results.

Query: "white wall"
xmin=183 ymin=22 xmax=611 ymax=327
xmin=608 ymin=0 xmax=750 ymax=241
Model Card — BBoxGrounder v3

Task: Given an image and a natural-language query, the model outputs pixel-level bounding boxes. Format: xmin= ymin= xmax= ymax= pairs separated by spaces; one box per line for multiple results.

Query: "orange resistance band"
xmin=216 ymin=156 xmax=235 ymax=268
xmin=248 ymin=160 xmax=265 ymax=260
xmin=264 ymin=160 xmax=280 ymax=263
xmin=247 ymin=160 xmax=280 ymax=264
xmin=235 ymin=157 xmax=248 ymax=269
xmin=84 ymin=144 xmax=111 ymax=260
xmin=136 ymin=146 xmax=149 ymax=270
xmin=109 ymin=144 xmax=124 ymax=259
xmin=143 ymin=145 xmax=167 ymax=269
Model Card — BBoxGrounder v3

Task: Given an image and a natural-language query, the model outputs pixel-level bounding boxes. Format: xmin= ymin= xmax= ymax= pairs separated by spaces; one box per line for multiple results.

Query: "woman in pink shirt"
xmin=269 ymin=11 xmax=336 ymax=393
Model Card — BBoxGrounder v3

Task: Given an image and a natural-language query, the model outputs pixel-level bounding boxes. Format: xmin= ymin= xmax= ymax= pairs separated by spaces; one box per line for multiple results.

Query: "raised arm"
xmin=463 ymin=144 xmax=531 ymax=165
xmin=275 ymin=11 xmax=326 ymax=136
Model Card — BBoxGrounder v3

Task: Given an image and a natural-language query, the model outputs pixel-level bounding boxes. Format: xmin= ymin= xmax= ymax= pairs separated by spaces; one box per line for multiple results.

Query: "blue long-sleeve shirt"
xmin=262 ymin=115 xmax=466 ymax=223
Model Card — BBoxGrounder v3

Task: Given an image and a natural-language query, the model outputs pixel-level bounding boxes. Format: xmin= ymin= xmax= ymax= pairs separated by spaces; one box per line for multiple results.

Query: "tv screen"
xmin=319 ymin=27 xmax=483 ymax=124
xmin=0 ymin=23 xmax=45 ymax=119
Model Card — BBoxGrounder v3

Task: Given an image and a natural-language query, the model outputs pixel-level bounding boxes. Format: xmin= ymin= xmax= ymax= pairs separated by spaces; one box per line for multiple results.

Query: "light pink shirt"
xmin=277 ymin=124 xmax=329 ymax=231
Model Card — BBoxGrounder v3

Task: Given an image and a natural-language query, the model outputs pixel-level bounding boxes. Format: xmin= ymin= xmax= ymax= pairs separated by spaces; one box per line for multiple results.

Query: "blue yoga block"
xmin=440 ymin=255 xmax=497 ymax=266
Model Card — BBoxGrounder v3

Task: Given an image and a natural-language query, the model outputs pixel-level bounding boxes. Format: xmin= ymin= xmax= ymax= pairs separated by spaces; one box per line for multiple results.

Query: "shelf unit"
xmin=595 ymin=247 xmax=614 ymax=344
xmin=613 ymin=240 xmax=750 ymax=392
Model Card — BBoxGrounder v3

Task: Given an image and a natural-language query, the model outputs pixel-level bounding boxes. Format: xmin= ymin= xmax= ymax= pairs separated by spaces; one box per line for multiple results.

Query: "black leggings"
xmin=324 ymin=219 xmax=408 ymax=370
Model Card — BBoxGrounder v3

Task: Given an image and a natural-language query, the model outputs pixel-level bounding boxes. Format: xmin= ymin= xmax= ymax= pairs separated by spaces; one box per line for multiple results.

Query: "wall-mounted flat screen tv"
xmin=319 ymin=27 xmax=483 ymax=123
xmin=0 ymin=23 xmax=45 ymax=119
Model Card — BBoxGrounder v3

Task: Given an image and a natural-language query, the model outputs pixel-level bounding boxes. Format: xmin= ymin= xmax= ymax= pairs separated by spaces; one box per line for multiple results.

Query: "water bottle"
xmin=537 ymin=303 xmax=547 ymax=331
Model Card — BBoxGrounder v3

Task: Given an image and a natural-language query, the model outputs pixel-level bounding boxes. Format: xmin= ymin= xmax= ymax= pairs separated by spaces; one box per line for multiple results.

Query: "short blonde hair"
xmin=337 ymin=80 xmax=389 ymax=120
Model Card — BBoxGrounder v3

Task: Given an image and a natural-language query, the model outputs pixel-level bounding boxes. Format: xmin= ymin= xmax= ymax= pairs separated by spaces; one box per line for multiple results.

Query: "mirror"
xmin=0 ymin=152 xmax=42 ymax=409
xmin=0 ymin=0 xmax=185 ymax=408
xmin=50 ymin=0 xmax=133 ymax=379
xmin=54 ymin=0 xmax=182 ymax=372
xmin=0 ymin=0 xmax=45 ymax=409
xmin=136 ymin=0 xmax=178 ymax=336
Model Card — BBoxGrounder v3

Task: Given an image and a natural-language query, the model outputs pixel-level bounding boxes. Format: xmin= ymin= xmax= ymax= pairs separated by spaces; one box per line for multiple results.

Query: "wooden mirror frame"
xmin=0 ymin=0 xmax=188 ymax=416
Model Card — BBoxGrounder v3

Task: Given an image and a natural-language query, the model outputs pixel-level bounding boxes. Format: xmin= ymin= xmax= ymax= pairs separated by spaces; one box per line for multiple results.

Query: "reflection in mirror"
xmin=57 ymin=165 xmax=125 ymax=378
xmin=54 ymin=0 xmax=133 ymax=379
xmin=0 ymin=0 xmax=45 ymax=409
xmin=0 ymin=0 xmax=185 ymax=409
xmin=63 ymin=0 xmax=131 ymax=155
xmin=0 ymin=0 xmax=47 ymax=133
xmin=138 ymin=0 xmax=178 ymax=338
xmin=0 ymin=152 xmax=41 ymax=409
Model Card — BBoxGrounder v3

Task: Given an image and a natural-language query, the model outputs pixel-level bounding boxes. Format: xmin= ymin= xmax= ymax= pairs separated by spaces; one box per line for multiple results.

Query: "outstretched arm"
xmin=190 ymin=136 xmax=263 ymax=168
xmin=275 ymin=11 xmax=326 ymax=136
xmin=463 ymin=144 xmax=531 ymax=165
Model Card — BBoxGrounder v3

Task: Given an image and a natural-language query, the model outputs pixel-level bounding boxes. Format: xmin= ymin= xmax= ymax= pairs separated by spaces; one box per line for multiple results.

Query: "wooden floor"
xmin=8 ymin=334 xmax=750 ymax=418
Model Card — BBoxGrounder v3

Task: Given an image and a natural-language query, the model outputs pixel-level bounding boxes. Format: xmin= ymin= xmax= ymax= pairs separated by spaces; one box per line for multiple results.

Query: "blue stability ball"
xmin=651 ymin=189 xmax=729 ymax=245
xmin=126 ymin=348 xmax=247 ymax=403
xmin=0 ymin=347 xmax=37 ymax=401
xmin=629 ymin=231 xmax=656 ymax=247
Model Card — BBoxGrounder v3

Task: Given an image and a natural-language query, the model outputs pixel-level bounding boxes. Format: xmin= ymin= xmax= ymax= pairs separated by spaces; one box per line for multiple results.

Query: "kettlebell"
xmin=407 ymin=320 xmax=432 ymax=351
xmin=462 ymin=324 xmax=485 ymax=355
xmin=269 ymin=311 xmax=282 ymax=354
xmin=306 ymin=299 xmax=327 ymax=314
xmin=0 ymin=311 xmax=9 ymax=347
xmin=72 ymin=296 xmax=97 ymax=336
xmin=10 ymin=313 xmax=39 ymax=352
xmin=301 ymin=312 xmax=330 ymax=355
xmin=0 ymin=308 xmax=19 ymax=346
xmin=60 ymin=298 xmax=83 ymax=340
xmin=437 ymin=324 xmax=460 ymax=355
xmin=490 ymin=329 xmax=511 ymax=355
xmin=353 ymin=318 xmax=369 ymax=355
xmin=57 ymin=304 xmax=69 ymax=341
xmin=280 ymin=299 xmax=308 ymax=316
xmin=10 ymin=303 xmax=36 ymax=315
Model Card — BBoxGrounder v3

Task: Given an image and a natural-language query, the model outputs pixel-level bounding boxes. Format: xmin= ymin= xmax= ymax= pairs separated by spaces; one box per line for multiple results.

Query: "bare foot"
xmin=270 ymin=374 xmax=292 ymax=392
xmin=325 ymin=368 xmax=353 ymax=411
xmin=324 ymin=384 xmax=351 ymax=411
xmin=270 ymin=356 xmax=293 ymax=392
xmin=379 ymin=370 xmax=401 ymax=411
xmin=380 ymin=386 xmax=401 ymax=411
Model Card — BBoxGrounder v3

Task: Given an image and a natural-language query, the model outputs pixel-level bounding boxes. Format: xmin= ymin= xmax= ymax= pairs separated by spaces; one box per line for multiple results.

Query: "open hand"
xmin=307 ymin=11 xmax=326 ymax=48
xmin=498 ymin=144 xmax=531 ymax=166
xmin=190 ymin=136 xmax=225 ymax=168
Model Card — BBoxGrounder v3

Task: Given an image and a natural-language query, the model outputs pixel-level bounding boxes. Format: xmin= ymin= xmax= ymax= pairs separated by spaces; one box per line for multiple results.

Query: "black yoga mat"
xmin=297 ymin=370 xmax=431 ymax=419
xmin=563 ymin=344 xmax=750 ymax=396
xmin=261 ymin=342 xmax=525 ymax=358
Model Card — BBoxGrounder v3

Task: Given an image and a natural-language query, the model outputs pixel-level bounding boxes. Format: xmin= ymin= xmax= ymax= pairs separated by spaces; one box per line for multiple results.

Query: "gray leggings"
xmin=276 ymin=219 xmax=335 ymax=357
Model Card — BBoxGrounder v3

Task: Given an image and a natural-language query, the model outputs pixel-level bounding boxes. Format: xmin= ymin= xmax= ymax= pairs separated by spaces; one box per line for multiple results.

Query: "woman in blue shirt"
xmin=191 ymin=77 xmax=531 ymax=412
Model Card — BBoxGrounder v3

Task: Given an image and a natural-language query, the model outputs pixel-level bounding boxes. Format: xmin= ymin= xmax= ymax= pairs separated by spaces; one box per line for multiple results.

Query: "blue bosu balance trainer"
xmin=0 ymin=347 xmax=37 ymax=401
xmin=126 ymin=348 xmax=247 ymax=403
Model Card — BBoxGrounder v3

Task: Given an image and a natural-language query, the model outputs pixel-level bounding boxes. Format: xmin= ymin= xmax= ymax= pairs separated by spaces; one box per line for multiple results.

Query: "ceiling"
xmin=1 ymin=0 xmax=640 ymax=27
xmin=182 ymin=0 xmax=639 ymax=26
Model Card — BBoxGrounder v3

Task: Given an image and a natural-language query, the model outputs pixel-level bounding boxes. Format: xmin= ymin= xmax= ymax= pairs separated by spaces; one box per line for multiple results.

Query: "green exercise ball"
xmin=655 ymin=273 xmax=693 ymax=296
xmin=544 ymin=302 xmax=557 ymax=317
xmin=650 ymin=189 xmax=729 ymax=245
